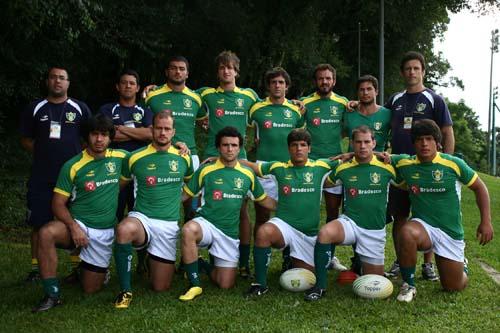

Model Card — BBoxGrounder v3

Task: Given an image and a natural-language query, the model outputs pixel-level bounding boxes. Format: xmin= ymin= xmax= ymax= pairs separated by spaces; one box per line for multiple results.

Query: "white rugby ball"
xmin=352 ymin=274 xmax=393 ymax=299
xmin=279 ymin=268 xmax=316 ymax=292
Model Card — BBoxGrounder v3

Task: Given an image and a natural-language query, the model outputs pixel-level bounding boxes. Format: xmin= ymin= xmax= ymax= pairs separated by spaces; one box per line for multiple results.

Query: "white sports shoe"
xmin=328 ymin=256 xmax=348 ymax=271
xmin=397 ymin=282 xmax=417 ymax=302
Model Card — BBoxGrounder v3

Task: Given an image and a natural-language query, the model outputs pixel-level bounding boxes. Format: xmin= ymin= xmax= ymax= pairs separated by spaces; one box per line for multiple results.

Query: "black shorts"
xmin=26 ymin=184 xmax=54 ymax=228
xmin=387 ymin=185 xmax=410 ymax=223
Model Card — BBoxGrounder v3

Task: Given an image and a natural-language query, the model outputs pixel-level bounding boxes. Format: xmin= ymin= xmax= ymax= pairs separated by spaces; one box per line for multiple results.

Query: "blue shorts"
xmin=26 ymin=184 xmax=54 ymax=228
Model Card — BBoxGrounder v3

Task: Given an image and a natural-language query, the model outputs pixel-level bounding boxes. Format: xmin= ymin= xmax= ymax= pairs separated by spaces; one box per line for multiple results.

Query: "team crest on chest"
xmin=303 ymin=172 xmax=314 ymax=183
xmin=169 ymin=160 xmax=179 ymax=172
xmin=330 ymin=106 xmax=338 ymax=115
xmin=283 ymin=109 xmax=292 ymax=118
xmin=183 ymin=98 xmax=192 ymax=108
xmin=369 ymin=172 xmax=381 ymax=184
xmin=236 ymin=98 xmax=244 ymax=108
xmin=66 ymin=112 xmax=76 ymax=122
xmin=105 ymin=162 xmax=116 ymax=173
xmin=234 ymin=177 xmax=244 ymax=189
xmin=133 ymin=112 xmax=143 ymax=122
xmin=432 ymin=169 xmax=443 ymax=182
xmin=374 ymin=122 xmax=382 ymax=130
xmin=416 ymin=103 xmax=426 ymax=113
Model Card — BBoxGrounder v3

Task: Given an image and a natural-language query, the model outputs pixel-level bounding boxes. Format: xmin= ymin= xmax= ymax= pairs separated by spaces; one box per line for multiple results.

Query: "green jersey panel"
xmin=123 ymin=144 xmax=193 ymax=221
xmin=145 ymin=85 xmax=204 ymax=154
xmin=199 ymin=86 xmax=259 ymax=159
xmin=393 ymin=153 xmax=478 ymax=240
xmin=301 ymin=92 xmax=347 ymax=158
xmin=249 ymin=98 xmax=303 ymax=162
xmin=259 ymin=159 xmax=336 ymax=236
xmin=54 ymin=149 xmax=128 ymax=229
xmin=184 ymin=159 xmax=266 ymax=239
xmin=344 ymin=107 xmax=391 ymax=152
xmin=329 ymin=156 xmax=396 ymax=230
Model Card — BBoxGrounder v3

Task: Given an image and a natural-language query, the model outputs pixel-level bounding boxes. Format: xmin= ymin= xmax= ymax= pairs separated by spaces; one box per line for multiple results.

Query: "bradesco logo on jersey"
xmin=215 ymin=108 xmax=225 ymax=117
xmin=146 ymin=176 xmax=157 ymax=186
xmin=409 ymin=184 xmax=445 ymax=195
xmin=145 ymin=175 xmax=181 ymax=186
xmin=212 ymin=190 xmax=243 ymax=200
xmin=84 ymin=179 xmax=118 ymax=192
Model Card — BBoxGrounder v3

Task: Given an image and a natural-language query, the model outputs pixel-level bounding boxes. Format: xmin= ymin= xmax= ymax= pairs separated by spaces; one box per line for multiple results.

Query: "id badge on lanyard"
xmin=403 ymin=117 xmax=413 ymax=130
xmin=49 ymin=121 xmax=61 ymax=139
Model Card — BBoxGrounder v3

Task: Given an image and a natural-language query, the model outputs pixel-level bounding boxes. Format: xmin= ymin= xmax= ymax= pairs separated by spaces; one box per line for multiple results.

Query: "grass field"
xmin=0 ymin=173 xmax=498 ymax=332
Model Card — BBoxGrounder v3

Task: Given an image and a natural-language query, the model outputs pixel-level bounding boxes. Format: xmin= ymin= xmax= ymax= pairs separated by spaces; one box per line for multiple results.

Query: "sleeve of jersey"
xmin=258 ymin=162 xmax=273 ymax=177
xmin=54 ymin=162 xmax=73 ymax=197
xmin=326 ymin=164 xmax=341 ymax=185
xmin=143 ymin=107 xmax=153 ymax=127
xmin=184 ymin=156 xmax=195 ymax=180
xmin=184 ymin=168 xmax=202 ymax=197
xmin=196 ymin=103 xmax=207 ymax=119
xmin=81 ymin=102 xmax=92 ymax=119
xmin=391 ymin=154 xmax=407 ymax=187
xmin=434 ymin=95 xmax=453 ymax=127
xmin=121 ymin=153 xmax=132 ymax=180
xmin=456 ymin=157 xmax=478 ymax=187
xmin=251 ymin=174 xmax=267 ymax=201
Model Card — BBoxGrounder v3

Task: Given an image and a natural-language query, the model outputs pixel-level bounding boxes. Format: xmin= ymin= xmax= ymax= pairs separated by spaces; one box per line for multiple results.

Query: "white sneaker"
xmin=328 ymin=256 xmax=348 ymax=271
xmin=397 ymin=282 xmax=417 ymax=302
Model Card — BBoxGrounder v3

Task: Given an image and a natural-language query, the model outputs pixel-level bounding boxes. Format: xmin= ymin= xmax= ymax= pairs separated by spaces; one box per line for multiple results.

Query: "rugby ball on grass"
xmin=352 ymin=274 xmax=393 ymax=299
xmin=279 ymin=268 xmax=316 ymax=292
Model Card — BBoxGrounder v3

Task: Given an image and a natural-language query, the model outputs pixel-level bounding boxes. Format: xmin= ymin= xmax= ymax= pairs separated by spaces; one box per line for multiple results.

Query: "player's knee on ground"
xmin=149 ymin=255 xmax=175 ymax=292
xmin=214 ymin=269 xmax=236 ymax=289
xmin=441 ymin=274 xmax=468 ymax=292
xmin=80 ymin=261 xmax=107 ymax=294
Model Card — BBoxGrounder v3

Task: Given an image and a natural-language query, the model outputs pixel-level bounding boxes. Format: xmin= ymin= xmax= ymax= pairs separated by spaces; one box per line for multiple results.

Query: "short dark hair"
xmin=356 ymin=75 xmax=378 ymax=91
xmin=313 ymin=64 xmax=336 ymax=80
xmin=215 ymin=126 xmax=243 ymax=148
xmin=81 ymin=114 xmax=115 ymax=142
xmin=411 ymin=119 xmax=442 ymax=144
xmin=117 ymin=69 xmax=140 ymax=85
xmin=400 ymin=51 xmax=426 ymax=72
xmin=153 ymin=110 xmax=175 ymax=128
xmin=351 ymin=125 xmax=374 ymax=141
xmin=215 ymin=50 xmax=240 ymax=74
xmin=264 ymin=67 xmax=291 ymax=89
xmin=167 ymin=55 xmax=190 ymax=72
xmin=47 ymin=66 xmax=70 ymax=80
xmin=287 ymin=128 xmax=311 ymax=146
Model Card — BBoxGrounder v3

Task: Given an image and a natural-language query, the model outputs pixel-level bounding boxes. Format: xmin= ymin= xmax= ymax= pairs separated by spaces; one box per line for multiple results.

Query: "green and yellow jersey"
xmin=122 ymin=144 xmax=194 ymax=221
xmin=145 ymin=85 xmax=205 ymax=154
xmin=54 ymin=149 xmax=128 ymax=229
xmin=344 ymin=106 xmax=392 ymax=152
xmin=184 ymin=159 xmax=266 ymax=239
xmin=328 ymin=156 xmax=397 ymax=230
xmin=392 ymin=152 xmax=478 ymax=240
xmin=259 ymin=159 xmax=336 ymax=236
xmin=301 ymin=92 xmax=347 ymax=158
xmin=249 ymin=98 xmax=303 ymax=162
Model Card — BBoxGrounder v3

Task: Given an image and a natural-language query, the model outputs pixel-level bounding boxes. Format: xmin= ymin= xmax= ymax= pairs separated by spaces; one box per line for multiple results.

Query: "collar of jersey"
xmin=216 ymin=86 xmax=240 ymax=93
xmin=415 ymin=152 xmax=441 ymax=164
xmin=215 ymin=158 xmax=240 ymax=168
xmin=286 ymin=159 xmax=314 ymax=168
xmin=351 ymin=155 xmax=378 ymax=166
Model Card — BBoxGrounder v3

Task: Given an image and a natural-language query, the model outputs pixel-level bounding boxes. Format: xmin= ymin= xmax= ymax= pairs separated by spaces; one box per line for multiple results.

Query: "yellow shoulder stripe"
xmin=369 ymin=157 xmax=396 ymax=177
xmin=145 ymin=85 xmax=172 ymax=103
xmin=199 ymin=159 xmax=226 ymax=188
xmin=183 ymin=184 xmax=195 ymax=197
xmin=249 ymin=98 xmax=272 ymax=117
xmin=330 ymin=93 xmax=348 ymax=105
xmin=182 ymin=87 xmax=202 ymax=107
xmin=334 ymin=159 xmax=358 ymax=176
xmin=283 ymin=100 xmax=302 ymax=117
xmin=314 ymin=160 xmax=331 ymax=169
xmin=235 ymin=163 xmax=256 ymax=190
xmin=54 ymin=188 xmax=70 ymax=197
xmin=434 ymin=153 xmax=461 ymax=176
xmin=466 ymin=173 xmax=478 ymax=187
xmin=106 ymin=149 xmax=127 ymax=159
xmin=269 ymin=162 xmax=287 ymax=172
xmin=200 ymin=87 xmax=217 ymax=98
xmin=254 ymin=193 xmax=267 ymax=202
xmin=302 ymin=93 xmax=321 ymax=105
xmin=70 ymin=150 xmax=94 ymax=182
xmin=129 ymin=145 xmax=157 ymax=169
xmin=234 ymin=87 xmax=257 ymax=102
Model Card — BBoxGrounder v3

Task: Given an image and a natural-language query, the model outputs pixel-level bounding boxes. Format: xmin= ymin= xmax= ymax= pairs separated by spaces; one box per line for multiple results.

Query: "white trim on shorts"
xmin=323 ymin=184 xmax=342 ymax=195
xmin=192 ymin=216 xmax=239 ymax=268
xmin=268 ymin=217 xmax=317 ymax=267
xmin=337 ymin=215 xmax=386 ymax=265
xmin=127 ymin=211 xmax=179 ymax=262
xmin=75 ymin=220 xmax=114 ymax=269
xmin=412 ymin=218 xmax=465 ymax=262
xmin=257 ymin=160 xmax=278 ymax=200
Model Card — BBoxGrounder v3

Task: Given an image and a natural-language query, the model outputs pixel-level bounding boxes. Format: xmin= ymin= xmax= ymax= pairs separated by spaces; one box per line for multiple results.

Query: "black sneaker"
xmin=25 ymin=271 xmax=40 ymax=283
xmin=32 ymin=296 xmax=62 ymax=313
xmin=422 ymin=263 xmax=439 ymax=281
xmin=245 ymin=283 xmax=269 ymax=298
xmin=304 ymin=286 xmax=326 ymax=301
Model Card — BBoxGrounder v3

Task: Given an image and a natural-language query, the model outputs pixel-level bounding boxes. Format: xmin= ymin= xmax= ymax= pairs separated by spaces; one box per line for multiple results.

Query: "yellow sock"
xmin=31 ymin=258 xmax=39 ymax=272
xmin=69 ymin=255 xmax=81 ymax=270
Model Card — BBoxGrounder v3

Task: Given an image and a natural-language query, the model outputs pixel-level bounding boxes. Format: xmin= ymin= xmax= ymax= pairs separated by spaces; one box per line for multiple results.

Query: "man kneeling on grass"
xmin=304 ymin=126 xmax=399 ymax=301
xmin=32 ymin=114 xmax=128 ymax=312
xmin=393 ymin=119 xmax=493 ymax=302
xmin=178 ymin=126 xmax=276 ymax=301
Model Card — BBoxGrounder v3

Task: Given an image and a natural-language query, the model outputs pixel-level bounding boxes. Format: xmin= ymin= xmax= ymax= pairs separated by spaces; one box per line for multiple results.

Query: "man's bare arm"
xmin=52 ymin=193 xmax=89 ymax=247
xmin=469 ymin=177 xmax=493 ymax=245
xmin=441 ymin=125 xmax=455 ymax=154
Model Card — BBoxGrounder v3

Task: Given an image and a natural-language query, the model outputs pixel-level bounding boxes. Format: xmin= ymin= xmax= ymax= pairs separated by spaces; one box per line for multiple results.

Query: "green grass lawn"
xmin=0 ymin=173 xmax=498 ymax=332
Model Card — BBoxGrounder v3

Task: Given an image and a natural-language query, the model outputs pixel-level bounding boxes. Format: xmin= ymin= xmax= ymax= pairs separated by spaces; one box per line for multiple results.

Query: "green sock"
xmin=239 ymin=244 xmax=250 ymax=269
xmin=254 ymin=246 xmax=271 ymax=287
xmin=136 ymin=248 xmax=147 ymax=269
xmin=400 ymin=266 xmax=416 ymax=286
xmin=184 ymin=260 xmax=201 ymax=287
xmin=330 ymin=244 xmax=336 ymax=258
xmin=42 ymin=277 xmax=60 ymax=298
xmin=314 ymin=242 xmax=331 ymax=289
xmin=31 ymin=258 xmax=39 ymax=272
xmin=114 ymin=243 xmax=133 ymax=292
